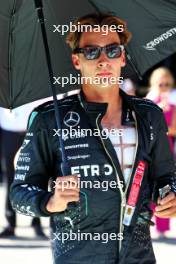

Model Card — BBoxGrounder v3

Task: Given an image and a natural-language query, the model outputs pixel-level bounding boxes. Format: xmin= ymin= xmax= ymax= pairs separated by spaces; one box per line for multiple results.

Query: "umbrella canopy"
xmin=0 ymin=0 xmax=176 ymax=108
xmin=0 ymin=0 xmax=96 ymax=108
xmin=93 ymin=0 xmax=176 ymax=77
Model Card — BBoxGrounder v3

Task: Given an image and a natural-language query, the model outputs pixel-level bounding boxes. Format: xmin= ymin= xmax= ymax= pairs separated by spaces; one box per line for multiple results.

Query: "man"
xmin=10 ymin=13 xmax=176 ymax=263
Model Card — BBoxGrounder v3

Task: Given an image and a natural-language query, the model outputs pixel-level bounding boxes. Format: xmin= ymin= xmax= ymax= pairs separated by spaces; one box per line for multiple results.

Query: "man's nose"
xmin=97 ymin=52 xmax=110 ymax=68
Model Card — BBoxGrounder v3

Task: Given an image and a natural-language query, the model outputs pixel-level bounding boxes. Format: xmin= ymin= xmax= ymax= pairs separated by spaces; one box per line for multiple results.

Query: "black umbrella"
xmin=92 ymin=0 xmax=176 ymax=78
xmin=1 ymin=0 xmax=176 ymax=109
xmin=0 ymin=0 xmax=95 ymax=109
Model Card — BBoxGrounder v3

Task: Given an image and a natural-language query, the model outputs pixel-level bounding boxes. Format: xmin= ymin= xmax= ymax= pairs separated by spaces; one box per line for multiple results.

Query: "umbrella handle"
xmin=33 ymin=0 xmax=70 ymax=175
xmin=125 ymin=48 xmax=143 ymax=80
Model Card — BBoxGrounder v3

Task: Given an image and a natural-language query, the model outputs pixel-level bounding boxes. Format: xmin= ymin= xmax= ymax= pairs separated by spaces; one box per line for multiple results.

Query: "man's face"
xmin=72 ymin=30 xmax=126 ymax=90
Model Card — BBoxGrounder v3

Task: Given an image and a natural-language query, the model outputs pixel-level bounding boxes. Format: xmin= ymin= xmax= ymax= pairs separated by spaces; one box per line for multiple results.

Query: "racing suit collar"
xmin=78 ymin=89 xmax=108 ymax=114
xmin=78 ymin=88 xmax=135 ymax=125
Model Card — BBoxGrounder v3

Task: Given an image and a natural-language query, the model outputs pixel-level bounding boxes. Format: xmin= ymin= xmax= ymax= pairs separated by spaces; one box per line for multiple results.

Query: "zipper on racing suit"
xmin=96 ymin=112 xmax=138 ymax=252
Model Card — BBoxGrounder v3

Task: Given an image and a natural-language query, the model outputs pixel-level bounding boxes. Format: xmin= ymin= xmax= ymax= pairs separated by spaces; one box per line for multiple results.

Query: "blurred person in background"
xmin=147 ymin=67 xmax=176 ymax=238
xmin=147 ymin=67 xmax=176 ymax=106
xmin=0 ymin=104 xmax=47 ymax=238
xmin=147 ymin=67 xmax=176 ymax=153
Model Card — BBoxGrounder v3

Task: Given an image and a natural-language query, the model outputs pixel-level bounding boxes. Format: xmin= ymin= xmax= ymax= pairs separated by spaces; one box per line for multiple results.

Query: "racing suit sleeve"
xmin=151 ymin=112 xmax=176 ymax=202
xmin=10 ymin=110 xmax=55 ymax=217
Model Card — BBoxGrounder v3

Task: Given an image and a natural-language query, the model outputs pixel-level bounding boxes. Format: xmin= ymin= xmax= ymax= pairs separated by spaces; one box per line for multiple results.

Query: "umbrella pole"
xmin=125 ymin=49 xmax=143 ymax=80
xmin=34 ymin=0 xmax=70 ymax=175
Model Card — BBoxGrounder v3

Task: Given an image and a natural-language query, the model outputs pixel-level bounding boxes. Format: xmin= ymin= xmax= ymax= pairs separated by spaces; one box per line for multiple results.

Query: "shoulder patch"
xmin=34 ymin=95 xmax=79 ymax=114
xmin=28 ymin=111 xmax=38 ymax=128
xmin=35 ymin=100 xmax=55 ymax=112
xmin=132 ymin=97 xmax=162 ymax=112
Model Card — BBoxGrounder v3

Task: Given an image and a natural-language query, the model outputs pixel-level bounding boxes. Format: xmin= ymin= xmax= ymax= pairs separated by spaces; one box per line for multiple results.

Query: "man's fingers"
xmin=159 ymin=192 xmax=175 ymax=205
xmin=55 ymin=175 xmax=79 ymax=190
xmin=157 ymin=197 xmax=161 ymax=205
xmin=155 ymin=206 xmax=176 ymax=218
xmin=55 ymin=183 xmax=80 ymax=192
xmin=155 ymin=192 xmax=176 ymax=218
xmin=155 ymin=199 xmax=176 ymax=212
xmin=62 ymin=194 xmax=80 ymax=203
xmin=59 ymin=189 xmax=80 ymax=196
xmin=56 ymin=175 xmax=78 ymax=183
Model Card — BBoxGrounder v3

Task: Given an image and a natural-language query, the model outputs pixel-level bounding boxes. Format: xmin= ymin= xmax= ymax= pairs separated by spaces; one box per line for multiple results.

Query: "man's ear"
xmin=72 ymin=54 xmax=81 ymax=70
xmin=121 ymin=51 xmax=126 ymax=68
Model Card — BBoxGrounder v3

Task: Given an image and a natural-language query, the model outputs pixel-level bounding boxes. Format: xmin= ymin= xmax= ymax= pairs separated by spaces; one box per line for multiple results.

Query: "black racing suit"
xmin=10 ymin=90 xmax=176 ymax=264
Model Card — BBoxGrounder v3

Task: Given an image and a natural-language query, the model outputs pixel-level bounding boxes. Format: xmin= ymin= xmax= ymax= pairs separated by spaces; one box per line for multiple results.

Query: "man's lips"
xmin=96 ymin=72 xmax=112 ymax=77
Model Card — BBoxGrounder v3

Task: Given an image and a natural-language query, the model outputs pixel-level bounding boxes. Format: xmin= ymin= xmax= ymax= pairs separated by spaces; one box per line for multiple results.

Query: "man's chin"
xmin=96 ymin=78 xmax=118 ymax=89
xmin=92 ymin=83 xmax=117 ymax=90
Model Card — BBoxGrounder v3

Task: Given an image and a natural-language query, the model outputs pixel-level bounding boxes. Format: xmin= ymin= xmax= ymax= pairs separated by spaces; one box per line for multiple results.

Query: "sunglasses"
xmin=73 ymin=44 xmax=124 ymax=60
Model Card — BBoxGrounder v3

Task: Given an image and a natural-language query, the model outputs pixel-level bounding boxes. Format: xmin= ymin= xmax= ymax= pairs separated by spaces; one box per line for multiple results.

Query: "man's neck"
xmin=82 ymin=85 xmax=122 ymax=127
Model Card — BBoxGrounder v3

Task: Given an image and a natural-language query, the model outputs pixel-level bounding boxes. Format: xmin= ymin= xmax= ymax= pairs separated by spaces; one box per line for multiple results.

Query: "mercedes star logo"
xmin=64 ymin=111 xmax=80 ymax=127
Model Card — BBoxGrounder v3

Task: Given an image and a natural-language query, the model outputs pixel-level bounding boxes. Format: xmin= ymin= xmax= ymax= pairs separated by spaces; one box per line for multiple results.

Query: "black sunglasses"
xmin=73 ymin=44 xmax=124 ymax=60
